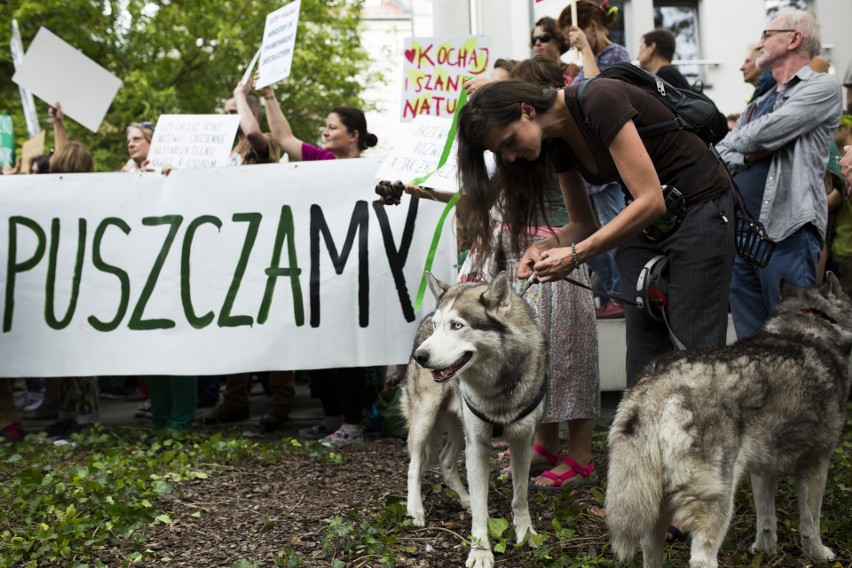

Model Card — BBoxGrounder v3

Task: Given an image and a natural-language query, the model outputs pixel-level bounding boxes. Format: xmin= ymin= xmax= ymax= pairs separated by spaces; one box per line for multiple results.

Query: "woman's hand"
xmin=566 ymin=26 xmax=591 ymax=53
xmin=463 ymin=76 xmax=490 ymax=96
xmin=533 ymin=247 xmax=576 ymax=281
xmin=517 ymin=240 xmax=550 ymax=279
xmin=49 ymin=102 xmax=64 ymax=124
xmin=253 ymin=71 xmax=274 ymax=98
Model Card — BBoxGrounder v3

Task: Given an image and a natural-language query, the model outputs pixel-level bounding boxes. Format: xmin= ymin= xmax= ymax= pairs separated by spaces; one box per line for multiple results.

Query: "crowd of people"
xmin=2 ymin=5 xmax=852 ymax=543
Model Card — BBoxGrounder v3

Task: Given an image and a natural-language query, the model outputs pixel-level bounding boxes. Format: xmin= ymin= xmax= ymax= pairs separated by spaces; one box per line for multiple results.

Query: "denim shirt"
xmin=717 ymin=65 xmax=842 ymax=241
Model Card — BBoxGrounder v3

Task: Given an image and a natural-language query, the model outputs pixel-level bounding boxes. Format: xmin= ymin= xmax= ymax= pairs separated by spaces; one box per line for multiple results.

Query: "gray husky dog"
xmin=606 ymin=274 xmax=852 ymax=568
xmin=403 ymin=272 xmax=548 ymax=568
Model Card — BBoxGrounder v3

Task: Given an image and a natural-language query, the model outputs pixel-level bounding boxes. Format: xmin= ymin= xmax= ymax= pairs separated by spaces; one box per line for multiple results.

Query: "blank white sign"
xmin=11 ymin=27 xmax=122 ymax=133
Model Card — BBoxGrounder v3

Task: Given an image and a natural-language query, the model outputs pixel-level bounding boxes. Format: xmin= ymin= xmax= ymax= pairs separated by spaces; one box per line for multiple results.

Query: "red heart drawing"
xmin=404 ymin=49 xmax=415 ymax=63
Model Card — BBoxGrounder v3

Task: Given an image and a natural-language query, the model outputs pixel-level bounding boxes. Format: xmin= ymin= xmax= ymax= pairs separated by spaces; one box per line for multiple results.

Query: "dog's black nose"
xmin=413 ymin=349 xmax=429 ymax=365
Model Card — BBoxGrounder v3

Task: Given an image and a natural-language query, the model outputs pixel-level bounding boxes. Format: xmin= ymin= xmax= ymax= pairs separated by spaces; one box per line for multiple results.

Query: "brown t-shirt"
xmin=549 ymin=78 xmax=730 ymax=204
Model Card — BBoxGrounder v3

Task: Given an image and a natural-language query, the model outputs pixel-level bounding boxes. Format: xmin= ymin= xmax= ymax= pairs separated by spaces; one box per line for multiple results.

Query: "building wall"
xmin=360 ymin=0 xmax=851 ymax=153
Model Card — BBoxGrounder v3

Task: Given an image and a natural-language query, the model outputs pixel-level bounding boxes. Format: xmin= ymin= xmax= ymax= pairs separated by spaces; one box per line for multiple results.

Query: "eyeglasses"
xmin=140 ymin=121 xmax=155 ymax=131
xmin=530 ymin=33 xmax=553 ymax=45
xmin=760 ymin=29 xmax=797 ymax=40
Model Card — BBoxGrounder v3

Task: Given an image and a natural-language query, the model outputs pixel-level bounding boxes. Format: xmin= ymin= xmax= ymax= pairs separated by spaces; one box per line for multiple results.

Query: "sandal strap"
xmin=538 ymin=467 xmax=581 ymax=487
xmin=532 ymin=444 xmax=562 ymax=466
xmin=562 ymin=456 xmax=595 ymax=479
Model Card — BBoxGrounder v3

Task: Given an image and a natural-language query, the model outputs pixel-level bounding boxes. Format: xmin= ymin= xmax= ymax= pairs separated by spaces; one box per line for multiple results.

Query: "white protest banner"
xmin=146 ymin=115 xmax=241 ymax=170
xmin=10 ymin=20 xmax=40 ymax=139
xmin=11 ymin=27 xmax=122 ymax=133
xmin=0 ymin=159 xmax=457 ymax=377
xmin=374 ymin=115 xmax=459 ymax=192
xmin=256 ymin=0 xmax=301 ymax=88
xmin=401 ymin=34 xmax=489 ymax=122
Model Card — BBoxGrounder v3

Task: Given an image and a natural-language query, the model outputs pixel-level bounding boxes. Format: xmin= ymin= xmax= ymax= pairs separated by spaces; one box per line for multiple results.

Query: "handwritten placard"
xmin=256 ymin=0 xmax=301 ymax=88
xmin=401 ymin=35 xmax=489 ymax=122
xmin=374 ymin=115 xmax=459 ymax=192
xmin=146 ymin=115 xmax=240 ymax=170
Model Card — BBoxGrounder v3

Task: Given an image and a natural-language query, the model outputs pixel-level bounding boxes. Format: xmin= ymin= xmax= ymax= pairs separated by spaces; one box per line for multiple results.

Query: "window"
xmin=653 ymin=1 xmax=700 ymax=81
xmin=766 ymin=0 xmax=809 ymax=18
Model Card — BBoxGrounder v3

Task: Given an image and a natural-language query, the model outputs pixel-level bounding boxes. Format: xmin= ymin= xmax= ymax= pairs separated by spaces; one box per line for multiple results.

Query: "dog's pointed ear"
xmin=825 ymin=271 xmax=845 ymax=300
xmin=426 ymin=272 xmax=449 ymax=302
xmin=482 ymin=271 xmax=512 ymax=311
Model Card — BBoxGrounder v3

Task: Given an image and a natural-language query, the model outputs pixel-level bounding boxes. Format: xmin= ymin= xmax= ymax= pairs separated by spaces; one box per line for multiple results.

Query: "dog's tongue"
xmin=431 ymin=368 xmax=450 ymax=382
xmin=431 ymin=353 xmax=469 ymax=382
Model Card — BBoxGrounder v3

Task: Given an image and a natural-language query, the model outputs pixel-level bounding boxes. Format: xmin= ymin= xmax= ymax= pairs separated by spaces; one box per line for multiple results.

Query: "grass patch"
xmin=2 ymin=407 xmax=850 ymax=567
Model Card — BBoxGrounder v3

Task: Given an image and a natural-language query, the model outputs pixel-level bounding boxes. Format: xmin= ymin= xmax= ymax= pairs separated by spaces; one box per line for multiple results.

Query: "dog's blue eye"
xmin=451 ymin=321 xmax=464 ymax=330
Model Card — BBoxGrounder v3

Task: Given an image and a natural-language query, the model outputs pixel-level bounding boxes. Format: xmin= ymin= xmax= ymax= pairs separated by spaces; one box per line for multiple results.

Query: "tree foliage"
xmin=0 ymin=0 xmax=378 ymax=171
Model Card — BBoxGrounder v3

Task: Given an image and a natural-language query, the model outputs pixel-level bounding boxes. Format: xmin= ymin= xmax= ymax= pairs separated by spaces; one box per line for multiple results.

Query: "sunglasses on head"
xmin=530 ymin=33 xmax=553 ymax=45
xmin=140 ymin=121 xmax=155 ymax=131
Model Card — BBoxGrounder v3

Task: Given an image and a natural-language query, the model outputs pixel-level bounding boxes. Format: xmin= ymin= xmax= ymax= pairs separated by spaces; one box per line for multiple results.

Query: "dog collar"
xmin=800 ymin=308 xmax=836 ymax=324
xmin=462 ymin=381 xmax=547 ymax=438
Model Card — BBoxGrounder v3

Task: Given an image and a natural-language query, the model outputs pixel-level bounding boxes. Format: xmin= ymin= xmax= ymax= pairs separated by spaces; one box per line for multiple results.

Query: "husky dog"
xmin=606 ymin=274 xmax=852 ymax=568
xmin=401 ymin=312 xmax=470 ymax=527
xmin=405 ymin=272 xmax=548 ymax=568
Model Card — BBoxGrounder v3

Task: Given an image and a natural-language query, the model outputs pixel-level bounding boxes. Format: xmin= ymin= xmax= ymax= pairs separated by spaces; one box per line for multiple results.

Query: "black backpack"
xmin=575 ymin=62 xmax=729 ymax=144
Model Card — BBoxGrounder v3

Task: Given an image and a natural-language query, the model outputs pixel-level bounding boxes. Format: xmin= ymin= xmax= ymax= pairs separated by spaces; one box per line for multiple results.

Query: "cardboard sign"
xmin=0 ymin=115 xmax=13 ymax=167
xmin=11 ymin=27 xmax=122 ymax=133
xmin=256 ymin=0 xmax=301 ymax=88
xmin=20 ymin=130 xmax=46 ymax=175
xmin=0 ymin=159 xmax=457 ymax=377
xmin=10 ymin=20 xmax=40 ymax=139
xmin=374 ymin=115 xmax=459 ymax=192
xmin=401 ymin=34 xmax=489 ymax=122
xmin=146 ymin=115 xmax=241 ymax=170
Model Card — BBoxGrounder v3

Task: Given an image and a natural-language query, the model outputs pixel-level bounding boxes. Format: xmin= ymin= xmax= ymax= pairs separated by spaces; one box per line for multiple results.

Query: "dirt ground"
xmin=93 ymin=433 xmax=608 ymax=567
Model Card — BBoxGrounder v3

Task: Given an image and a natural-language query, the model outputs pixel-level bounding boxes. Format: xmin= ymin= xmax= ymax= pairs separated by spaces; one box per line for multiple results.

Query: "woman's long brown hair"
xmin=456 ymin=80 xmax=559 ymax=261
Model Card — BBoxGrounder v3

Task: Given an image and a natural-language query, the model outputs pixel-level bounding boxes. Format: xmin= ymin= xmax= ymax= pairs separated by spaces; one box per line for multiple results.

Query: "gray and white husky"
xmin=606 ymin=274 xmax=852 ymax=568
xmin=401 ymin=272 xmax=548 ymax=568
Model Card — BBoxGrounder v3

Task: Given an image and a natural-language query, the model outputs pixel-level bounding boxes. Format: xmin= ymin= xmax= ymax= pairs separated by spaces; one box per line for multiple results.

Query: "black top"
xmin=656 ymin=65 xmax=692 ymax=91
xmin=547 ymin=78 xmax=730 ymax=205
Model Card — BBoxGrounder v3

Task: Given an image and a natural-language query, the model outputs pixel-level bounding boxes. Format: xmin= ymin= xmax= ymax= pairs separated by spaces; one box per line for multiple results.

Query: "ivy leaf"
xmin=487 ymin=517 xmax=510 ymax=540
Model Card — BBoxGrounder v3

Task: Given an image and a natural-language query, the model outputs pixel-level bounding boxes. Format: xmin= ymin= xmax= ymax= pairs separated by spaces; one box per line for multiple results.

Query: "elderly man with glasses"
xmin=717 ymin=10 xmax=843 ymax=339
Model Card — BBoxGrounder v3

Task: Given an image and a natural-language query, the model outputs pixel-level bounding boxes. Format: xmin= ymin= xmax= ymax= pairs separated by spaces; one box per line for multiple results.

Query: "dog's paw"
xmin=514 ymin=524 xmax=537 ymax=546
xmin=458 ymin=493 xmax=471 ymax=510
xmin=751 ymin=535 xmax=778 ymax=555
xmin=407 ymin=507 xmax=425 ymax=527
xmin=465 ymin=547 xmax=494 ymax=568
xmin=803 ymin=542 xmax=835 ymax=561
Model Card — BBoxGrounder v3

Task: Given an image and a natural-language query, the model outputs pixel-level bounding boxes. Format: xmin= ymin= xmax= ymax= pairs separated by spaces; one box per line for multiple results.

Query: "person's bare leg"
xmin=533 ymin=419 xmax=594 ymax=487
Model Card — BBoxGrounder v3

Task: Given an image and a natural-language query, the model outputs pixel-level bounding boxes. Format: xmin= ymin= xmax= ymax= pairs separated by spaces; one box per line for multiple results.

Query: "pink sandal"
xmin=500 ymin=444 xmax=563 ymax=476
xmin=530 ymin=444 xmax=563 ymax=475
xmin=533 ymin=456 xmax=596 ymax=492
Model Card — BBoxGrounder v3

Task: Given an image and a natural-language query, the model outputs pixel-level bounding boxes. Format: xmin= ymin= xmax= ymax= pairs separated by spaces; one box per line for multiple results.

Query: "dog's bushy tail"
xmin=605 ymin=398 xmax=664 ymax=562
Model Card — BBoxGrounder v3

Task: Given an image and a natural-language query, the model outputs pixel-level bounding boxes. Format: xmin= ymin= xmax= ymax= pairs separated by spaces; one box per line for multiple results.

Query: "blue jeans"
xmin=729 ymin=225 xmax=821 ymax=339
xmin=587 ymin=183 xmax=624 ymax=302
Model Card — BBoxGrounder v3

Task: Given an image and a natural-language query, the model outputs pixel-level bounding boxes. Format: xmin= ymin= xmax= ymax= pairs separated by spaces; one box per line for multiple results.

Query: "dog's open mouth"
xmin=431 ymin=352 xmax=472 ymax=382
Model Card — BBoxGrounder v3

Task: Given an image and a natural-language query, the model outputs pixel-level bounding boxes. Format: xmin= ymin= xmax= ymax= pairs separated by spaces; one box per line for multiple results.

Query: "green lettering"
xmin=45 ymin=218 xmax=87 ymax=330
xmin=128 ymin=215 xmax=183 ymax=330
xmin=258 ymin=206 xmax=304 ymax=326
xmin=4 ymin=217 xmax=46 ymax=332
xmin=182 ymin=215 xmax=222 ymax=329
xmin=218 ymin=213 xmax=260 ymax=328
xmin=88 ymin=218 xmax=131 ymax=332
